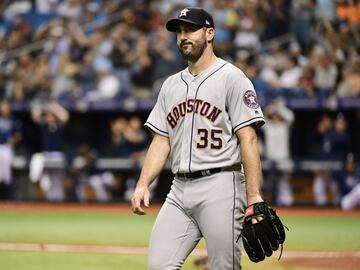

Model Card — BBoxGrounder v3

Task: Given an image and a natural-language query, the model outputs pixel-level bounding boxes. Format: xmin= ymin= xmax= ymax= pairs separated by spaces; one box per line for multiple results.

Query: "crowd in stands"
xmin=0 ymin=0 xmax=359 ymax=103
xmin=0 ymin=0 xmax=360 ymax=207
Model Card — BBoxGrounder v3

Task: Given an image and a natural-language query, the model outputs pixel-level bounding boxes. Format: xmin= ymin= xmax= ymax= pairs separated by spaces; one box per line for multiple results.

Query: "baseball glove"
xmin=238 ymin=202 xmax=287 ymax=263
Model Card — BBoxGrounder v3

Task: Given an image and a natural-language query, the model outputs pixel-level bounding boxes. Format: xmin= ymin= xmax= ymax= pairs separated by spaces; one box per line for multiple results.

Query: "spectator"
xmin=211 ymin=0 xmax=238 ymax=57
xmin=128 ymin=32 xmax=154 ymax=98
xmin=149 ymin=27 xmax=178 ymax=85
xmin=288 ymin=41 xmax=309 ymax=67
xmin=10 ymin=53 xmax=38 ymax=101
xmin=71 ymin=144 xmax=114 ymax=202
xmin=86 ymin=56 xmax=121 ymax=101
xmin=35 ymin=0 xmax=60 ymax=14
xmin=315 ymin=0 xmax=337 ymax=23
xmin=336 ymin=152 xmax=358 ymax=194
xmin=122 ymin=116 xmax=148 ymax=159
xmin=262 ymin=98 xmax=295 ymax=206
xmin=341 ymin=153 xmax=360 ymax=210
xmin=77 ymin=50 xmax=97 ymax=97
xmin=0 ymin=75 xmax=7 ymax=100
xmin=0 ymin=100 xmax=22 ymax=200
xmin=101 ymin=116 xmax=128 ymax=158
xmin=290 ymin=0 xmax=315 ymax=52
xmin=52 ymin=52 xmax=80 ymax=100
xmin=29 ymin=102 xmax=70 ymax=201
xmin=233 ymin=51 xmax=269 ymax=98
xmin=313 ymin=53 xmax=338 ymax=94
xmin=278 ymin=55 xmax=303 ymax=91
xmin=56 ymin=0 xmax=82 ymax=20
xmin=3 ymin=16 xmax=32 ymax=50
xmin=324 ymin=113 xmax=352 ymax=160
xmin=313 ymin=113 xmax=352 ymax=206
xmin=109 ymin=22 xmax=132 ymax=94
xmin=80 ymin=1 xmax=106 ymax=35
xmin=3 ymin=1 xmax=33 ymax=22
xmin=131 ymin=0 xmax=153 ymax=32
xmin=91 ymin=25 xmax=113 ymax=61
xmin=233 ymin=1 xmax=260 ymax=51
xmin=297 ymin=65 xmax=317 ymax=97
xmin=121 ymin=116 xmax=151 ymax=201
xmin=336 ymin=0 xmax=360 ymax=26
xmin=34 ymin=52 xmax=53 ymax=100
xmin=100 ymin=116 xmax=151 ymax=201
xmin=244 ymin=63 xmax=269 ymax=99
xmin=259 ymin=0 xmax=290 ymax=40
xmin=258 ymin=45 xmax=288 ymax=92
xmin=312 ymin=114 xmax=335 ymax=206
xmin=337 ymin=62 xmax=360 ymax=97
xmin=98 ymin=116 xmax=131 ymax=201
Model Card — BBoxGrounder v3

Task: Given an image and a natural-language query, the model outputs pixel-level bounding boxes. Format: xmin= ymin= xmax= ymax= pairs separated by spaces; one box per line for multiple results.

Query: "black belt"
xmin=175 ymin=165 xmax=241 ymax=179
xmin=176 ymin=168 xmax=221 ymax=179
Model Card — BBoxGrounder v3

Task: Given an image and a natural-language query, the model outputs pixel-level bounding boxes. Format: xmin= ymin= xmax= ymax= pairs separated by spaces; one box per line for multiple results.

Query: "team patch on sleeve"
xmin=243 ymin=90 xmax=259 ymax=109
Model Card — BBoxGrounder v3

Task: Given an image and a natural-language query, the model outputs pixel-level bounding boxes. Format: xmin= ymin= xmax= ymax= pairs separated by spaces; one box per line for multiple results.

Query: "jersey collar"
xmin=182 ymin=57 xmax=226 ymax=82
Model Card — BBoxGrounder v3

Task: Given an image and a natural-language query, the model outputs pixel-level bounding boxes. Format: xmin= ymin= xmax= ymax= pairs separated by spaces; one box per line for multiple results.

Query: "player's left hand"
xmin=246 ymin=196 xmax=264 ymax=224
xmin=238 ymin=202 xmax=287 ymax=263
xmin=131 ymin=186 xmax=150 ymax=215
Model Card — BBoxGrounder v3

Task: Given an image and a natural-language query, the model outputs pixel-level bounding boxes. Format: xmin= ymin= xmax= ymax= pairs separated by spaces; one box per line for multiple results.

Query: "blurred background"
xmin=0 ymin=0 xmax=359 ymax=210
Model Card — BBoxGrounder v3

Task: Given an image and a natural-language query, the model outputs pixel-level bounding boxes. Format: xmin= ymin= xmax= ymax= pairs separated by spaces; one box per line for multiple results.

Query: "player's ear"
xmin=206 ymin=27 xmax=215 ymax=43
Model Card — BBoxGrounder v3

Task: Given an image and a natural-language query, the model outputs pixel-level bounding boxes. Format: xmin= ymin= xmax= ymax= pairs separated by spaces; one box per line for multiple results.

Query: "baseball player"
xmin=131 ymin=7 xmax=265 ymax=270
xmin=0 ymin=100 xmax=22 ymax=199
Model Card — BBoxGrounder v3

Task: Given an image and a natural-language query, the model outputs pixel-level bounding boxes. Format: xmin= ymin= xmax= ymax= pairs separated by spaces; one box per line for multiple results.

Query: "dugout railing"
xmin=9 ymin=155 xmax=344 ymax=203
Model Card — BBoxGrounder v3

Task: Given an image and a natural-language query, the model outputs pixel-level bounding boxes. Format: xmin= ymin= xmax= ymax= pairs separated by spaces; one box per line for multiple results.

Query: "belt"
xmin=175 ymin=165 xmax=241 ymax=180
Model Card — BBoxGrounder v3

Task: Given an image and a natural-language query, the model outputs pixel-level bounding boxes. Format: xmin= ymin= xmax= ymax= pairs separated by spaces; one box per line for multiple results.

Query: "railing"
xmin=12 ymin=155 xmax=344 ymax=172
xmin=9 ymin=95 xmax=360 ymax=113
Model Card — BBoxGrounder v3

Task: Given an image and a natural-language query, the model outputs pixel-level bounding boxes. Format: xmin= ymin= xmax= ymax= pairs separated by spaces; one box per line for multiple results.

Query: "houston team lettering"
xmin=167 ymin=99 xmax=222 ymax=128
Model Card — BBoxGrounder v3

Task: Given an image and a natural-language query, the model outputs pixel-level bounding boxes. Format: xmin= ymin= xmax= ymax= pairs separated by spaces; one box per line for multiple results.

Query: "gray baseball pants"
xmin=148 ymin=171 xmax=247 ymax=270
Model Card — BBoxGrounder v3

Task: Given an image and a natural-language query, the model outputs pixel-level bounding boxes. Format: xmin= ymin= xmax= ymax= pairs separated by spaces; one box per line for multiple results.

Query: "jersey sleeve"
xmin=144 ymin=86 xmax=169 ymax=137
xmin=226 ymin=76 xmax=265 ymax=133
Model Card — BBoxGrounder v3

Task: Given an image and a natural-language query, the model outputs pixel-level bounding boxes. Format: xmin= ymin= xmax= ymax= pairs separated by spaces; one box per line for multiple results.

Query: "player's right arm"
xmin=131 ymin=133 xmax=170 ymax=215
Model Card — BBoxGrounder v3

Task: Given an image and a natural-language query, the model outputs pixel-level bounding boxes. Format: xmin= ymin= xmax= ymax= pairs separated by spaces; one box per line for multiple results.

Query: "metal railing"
xmin=12 ymin=155 xmax=344 ymax=172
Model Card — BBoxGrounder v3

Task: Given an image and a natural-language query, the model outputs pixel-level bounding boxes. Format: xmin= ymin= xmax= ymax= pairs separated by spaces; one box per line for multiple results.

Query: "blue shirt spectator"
xmin=321 ymin=114 xmax=351 ymax=160
xmin=31 ymin=102 xmax=70 ymax=152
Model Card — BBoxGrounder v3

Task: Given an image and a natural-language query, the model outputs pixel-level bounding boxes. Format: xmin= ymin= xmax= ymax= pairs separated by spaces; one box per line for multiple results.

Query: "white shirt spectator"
xmin=279 ymin=66 xmax=302 ymax=89
xmin=4 ymin=1 xmax=32 ymax=21
xmin=263 ymin=99 xmax=295 ymax=206
xmin=315 ymin=60 xmax=338 ymax=89
xmin=57 ymin=0 xmax=82 ymax=19
xmin=36 ymin=0 xmax=59 ymax=14
xmin=263 ymin=103 xmax=294 ymax=161
xmin=97 ymin=74 xmax=120 ymax=99
xmin=279 ymin=56 xmax=302 ymax=89
xmin=259 ymin=67 xmax=279 ymax=88
xmin=85 ymin=57 xmax=121 ymax=100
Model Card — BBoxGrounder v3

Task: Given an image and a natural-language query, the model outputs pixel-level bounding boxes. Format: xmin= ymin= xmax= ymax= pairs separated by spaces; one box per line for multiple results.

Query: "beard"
xmin=178 ymin=36 xmax=207 ymax=63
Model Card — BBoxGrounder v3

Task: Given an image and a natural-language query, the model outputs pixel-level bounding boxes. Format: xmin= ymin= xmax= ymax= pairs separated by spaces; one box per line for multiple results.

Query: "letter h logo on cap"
xmin=179 ymin=8 xmax=190 ymax=17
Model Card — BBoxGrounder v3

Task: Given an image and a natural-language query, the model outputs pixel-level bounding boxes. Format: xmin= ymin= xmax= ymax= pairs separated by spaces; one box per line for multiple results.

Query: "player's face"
xmin=0 ymin=101 xmax=11 ymax=116
xmin=335 ymin=118 xmax=347 ymax=133
xmin=111 ymin=117 xmax=127 ymax=134
xmin=176 ymin=23 xmax=207 ymax=62
xmin=45 ymin=111 xmax=57 ymax=124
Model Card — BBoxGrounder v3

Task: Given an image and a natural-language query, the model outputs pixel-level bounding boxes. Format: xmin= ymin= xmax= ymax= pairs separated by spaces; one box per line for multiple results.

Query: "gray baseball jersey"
xmin=145 ymin=58 xmax=265 ymax=174
xmin=145 ymin=58 xmax=265 ymax=270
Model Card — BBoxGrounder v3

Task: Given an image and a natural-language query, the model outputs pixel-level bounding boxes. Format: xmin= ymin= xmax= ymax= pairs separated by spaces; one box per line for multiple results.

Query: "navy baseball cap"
xmin=166 ymin=7 xmax=215 ymax=32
